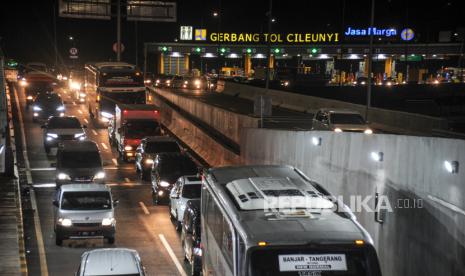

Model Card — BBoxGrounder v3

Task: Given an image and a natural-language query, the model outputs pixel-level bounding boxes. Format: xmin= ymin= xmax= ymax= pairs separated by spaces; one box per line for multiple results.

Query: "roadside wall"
xmin=241 ymin=128 xmax=465 ymax=276
xmin=221 ymin=81 xmax=448 ymax=133
xmin=150 ymin=87 xmax=259 ymax=145
xmin=151 ymin=94 xmax=240 ymax=167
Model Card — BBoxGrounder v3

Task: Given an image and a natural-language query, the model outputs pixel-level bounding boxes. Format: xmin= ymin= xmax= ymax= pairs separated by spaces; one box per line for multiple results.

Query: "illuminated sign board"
xmin=206 ymin=32 xmax=339 ymax=43
xmin=344 ymin=27 xmax=397 ymax=37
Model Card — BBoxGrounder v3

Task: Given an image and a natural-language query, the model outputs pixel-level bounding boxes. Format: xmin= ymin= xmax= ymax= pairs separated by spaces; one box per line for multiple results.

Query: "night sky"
xmin=0 ymin=0 xmax=463 ymax=67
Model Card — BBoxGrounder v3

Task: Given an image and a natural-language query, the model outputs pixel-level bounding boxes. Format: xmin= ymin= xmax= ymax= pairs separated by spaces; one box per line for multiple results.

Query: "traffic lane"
xmin=17 ymin=85 xmax=191 ymax=275
xmin=32 ymin=184 xmax=184 ymax=276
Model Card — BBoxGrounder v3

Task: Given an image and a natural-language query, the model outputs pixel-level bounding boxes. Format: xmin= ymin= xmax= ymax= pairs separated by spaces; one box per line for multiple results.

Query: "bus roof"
xmin=86 ymin=62 xmax=137 ymax=73
xmin=206 ymin=165 xmax=372 ymax=246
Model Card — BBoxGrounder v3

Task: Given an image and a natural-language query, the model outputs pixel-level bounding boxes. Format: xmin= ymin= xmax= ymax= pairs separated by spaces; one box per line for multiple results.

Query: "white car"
xmin=169 ymin=175 xmax=202 ymax=231
xmin=76 ymin=248 xmax=146 ymax=276
xmin=311 ymin=108 xmax=373 ymax=134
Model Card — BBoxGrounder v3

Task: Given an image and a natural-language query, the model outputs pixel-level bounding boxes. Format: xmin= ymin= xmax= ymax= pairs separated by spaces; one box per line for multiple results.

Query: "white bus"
xmin=85 ymin=62 xmax=146 ymax=125
xmin=201 ymin=165 xmax=382 ymax=276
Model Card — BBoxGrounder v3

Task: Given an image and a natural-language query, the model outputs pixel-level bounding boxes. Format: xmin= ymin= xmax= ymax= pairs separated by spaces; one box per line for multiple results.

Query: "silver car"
xmin=76 ymin=248 xmax=146 ymax=276
xmin=53 ymin=184 xmax=117 ymax=246
xmin=311 ymin=108 xmax=373 ymax=134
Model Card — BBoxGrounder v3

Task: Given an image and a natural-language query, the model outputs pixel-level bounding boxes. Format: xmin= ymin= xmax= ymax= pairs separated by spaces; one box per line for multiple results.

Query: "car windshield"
xmin=182 ymin=184 xmax=202 ymax=199
xmin=145 ymin=141 xmax=180 ymax=154
xmin=160 ymin=157 xmax=198 ymax=176
xmin=48 ymin=117 xmax=81 ymax=129
xmin=60 ymin=151 xmax=102 ymax=168
xmin=36 ymin=94 xmax=61 ymax=105
xmin=61 ymin=191 xmax=111 ymax=210
xmin=125 ymin=121 xmax=161 ymax=138
xmin=330 ymin=113 xmax=366 ymax=125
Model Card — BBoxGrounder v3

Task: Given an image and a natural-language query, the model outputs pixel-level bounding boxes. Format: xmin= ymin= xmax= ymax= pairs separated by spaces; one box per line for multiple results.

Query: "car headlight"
xmin=56 ymin=105 xmax=65 ymax=111
xmin=124 ymin=145 xmax=132 ymax=151
xmin=47 ymin=133 xmax=58 ymax=138
xmin=194 ymin=80 xmax=201 ymax=86
xmin=27 ymin=95 xmax=33 ymax=100
xmin=94 ymin=171 xmax=106 ymax=180
xmin=79 ymin=92 xmax=86 ymax=98
xmin=193 ymin=247 xmax=202 ymax=257
xmin=57 ymin=173 xmax=70 ymax=180
xmin=33 ymin=106 xmax=42 ymax=111
xmin=58 ymin=218 xmax=72 ymax=227
xmin=156 ymin=79 xmax=160 ymax=83
xmin=20 ymin=80 xmax=28 ymax=87
xmin=101 ymin=111 xmax=113 ymax=119
xmin=102 ymin=218 xmax=115 ymax=226
xmin=184 ymin=80 xmax=188 ymax=84
xmin=70 ymin=82 xmax=81 ymax=90
xmin=166 ymin=80 xmax=171 ymax=84
xmin=145 ymin=158 xmax=154 ymax=165
xmin=74 ymin=133 xmax=85 ymax=138
xmin=361 ymin=81 xmax=366 ymax=85
xmin=364 ymin=129 xmax=373 ymax=135
xmin=334 ymin=128 xmax=343 ymax=133
xmin=159 ymin=181 xmax=170 ymax=187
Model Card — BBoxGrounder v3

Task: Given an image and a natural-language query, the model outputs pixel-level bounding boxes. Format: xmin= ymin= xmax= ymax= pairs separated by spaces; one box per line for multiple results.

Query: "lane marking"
xmin=13 ymin=85 xmax=49 ymax=276
xmin=112 ymin=158 xmax=118 ymax=166
xmin=139 ymin=202 xmax=150 ymax=215
xmin=92 ymin=129 xmax=98 ymax=136
xmin=124 ymin=177 xmax=130 ymax=183
xmin=159 ymin=234 xmax=188 ymax=276
xmin=83 ymin=118 xmax=89 ymax=124
xmin=100 ymin=142 xmax=108 ymax=150
xmin=78 ymin=109 xmax=83 ymax=114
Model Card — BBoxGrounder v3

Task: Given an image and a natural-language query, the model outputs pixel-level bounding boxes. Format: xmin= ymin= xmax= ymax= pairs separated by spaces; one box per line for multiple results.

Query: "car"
xmin=170 ymin=75 xmax=186 ymax=88
xmin=169 ymin=175 xmax=202 ymax=230
xmin=154 ymin=75 xmax=173 ymax=88
xmin=25 ymin=82 xmax=55 ymax=108
xmin=55 ymin=141 xmax=105 ymax=187
xmin=68 ymin=69 xmax=86 ymax=103
xmin=53 ymin=184 xmax=117 ymax=246
xmin=181 ymin=199 xmax=202 ymax=276
xmin=311 ymin=108 xmax=373 ymax=134
xmin=382 ymin=77 xmax=397 ymax=86
xmin=41 ymin=116 xmax=87 ymax=154
xmin=150 ymin=152 xmax=199 ymax=205
xmin=76 ymin=248 xmax=146 ymax=276
xmin=31 ymin=92 xmax=65 ymax=123
xmin=182 ymin=76 xmax=208 ymax=90
xmin=135 ymin=136 xmax=182 ymax=180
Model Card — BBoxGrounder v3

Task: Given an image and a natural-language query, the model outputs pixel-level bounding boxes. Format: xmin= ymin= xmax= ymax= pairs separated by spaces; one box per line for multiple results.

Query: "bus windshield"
xmin=100 ymin=72 xmax=143 ymax=87
xmin=250 ymin=247 xmax=373 ymax=276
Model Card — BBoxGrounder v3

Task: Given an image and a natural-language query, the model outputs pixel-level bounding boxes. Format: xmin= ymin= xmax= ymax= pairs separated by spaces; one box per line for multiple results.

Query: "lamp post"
xmin=366 ymin=0 xmax=375 ymax=121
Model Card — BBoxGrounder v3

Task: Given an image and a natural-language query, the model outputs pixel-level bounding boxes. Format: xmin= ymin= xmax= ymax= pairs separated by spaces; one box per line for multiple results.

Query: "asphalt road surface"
xmin=13 ymin=84 xmax=192 ymax=276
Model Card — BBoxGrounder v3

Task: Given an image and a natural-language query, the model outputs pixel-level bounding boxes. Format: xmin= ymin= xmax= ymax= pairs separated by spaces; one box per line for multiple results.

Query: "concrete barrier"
xmin=221 ymin=81 xmax=449 ymax=133
xmin=241 ymin=128 xmax=465 ymax=276
xmin=149 ymin=87 xmax=259 ymax=145
xmin=151 ymin=94 xmax=240 ymax=167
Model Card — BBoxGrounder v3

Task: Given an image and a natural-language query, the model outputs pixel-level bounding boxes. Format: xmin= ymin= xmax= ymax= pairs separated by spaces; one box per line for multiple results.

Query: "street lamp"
xmin=69 ymin=36 xmax=74 ymax=41
xmin=212 ymin=11 xmax=219 ymax=17
xmin=271 ymin=18 xmax=276 ymax=23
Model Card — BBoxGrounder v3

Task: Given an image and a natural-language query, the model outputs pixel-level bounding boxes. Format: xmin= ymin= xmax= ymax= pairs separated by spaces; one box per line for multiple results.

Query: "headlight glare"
xmin=145 ymin=158 xmax=154 ymax=165
xmin=160 ymin=181 xmax=170 ymax=187
xmin=58 ymin=218 xmax=72 ymax=227
xmin=47 ymin=133 xmax=58 ymax=138
xmin=334 ymin=128 xmax=343 ymax=133
xmin=94 ymin=171 xmax=106 ymax=179
xmin=57 ymin=173 xmax=70 ymax=180
xmin=102 ymin=218 xmax=115 ymax=226
xmin=364 ymin=129 xmax=373 ymax=135
xmin=33 ymin=106 xmax=42 ymax=111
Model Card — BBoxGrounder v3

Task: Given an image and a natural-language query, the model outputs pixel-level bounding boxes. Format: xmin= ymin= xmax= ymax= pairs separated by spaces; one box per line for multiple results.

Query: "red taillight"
xmin=154 ymin=110 xmax=159 ymax=114
xmin=123 ymin=110 xmax=128 ymax=114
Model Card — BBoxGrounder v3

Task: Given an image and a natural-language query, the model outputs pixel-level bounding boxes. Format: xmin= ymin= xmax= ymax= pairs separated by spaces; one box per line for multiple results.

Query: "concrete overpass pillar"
xmin=385 ymin=57 xmax=393 ymax=78
xmin=364 ymin=57 xmax=369 ymax=76
xmin=158 ymin=53 xmax=164 ymax=74
xmin=244 ymin=54 xmax=251 ymax=77
xmin=184 ymin=54 xmax=190 ymax=75
xmin=269 ymin=54 xmax=275 ymax=68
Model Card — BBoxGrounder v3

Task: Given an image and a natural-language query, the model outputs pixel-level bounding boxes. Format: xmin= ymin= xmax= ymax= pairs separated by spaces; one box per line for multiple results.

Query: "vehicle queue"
xmin=25 ymin=61 xmax=381 ymax=276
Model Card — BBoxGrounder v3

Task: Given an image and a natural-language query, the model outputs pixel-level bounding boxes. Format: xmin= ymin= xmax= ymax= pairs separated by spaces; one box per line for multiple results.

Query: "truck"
xmin=21 ymin=71 xmax=56 ymax=108
xmin=109 ymin=104 xmax=162 ymax=162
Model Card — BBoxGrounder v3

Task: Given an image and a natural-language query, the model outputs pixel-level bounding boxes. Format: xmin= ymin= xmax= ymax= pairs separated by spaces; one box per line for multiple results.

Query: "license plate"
xmin=278 ymin=254 xmax=347 ymax=272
